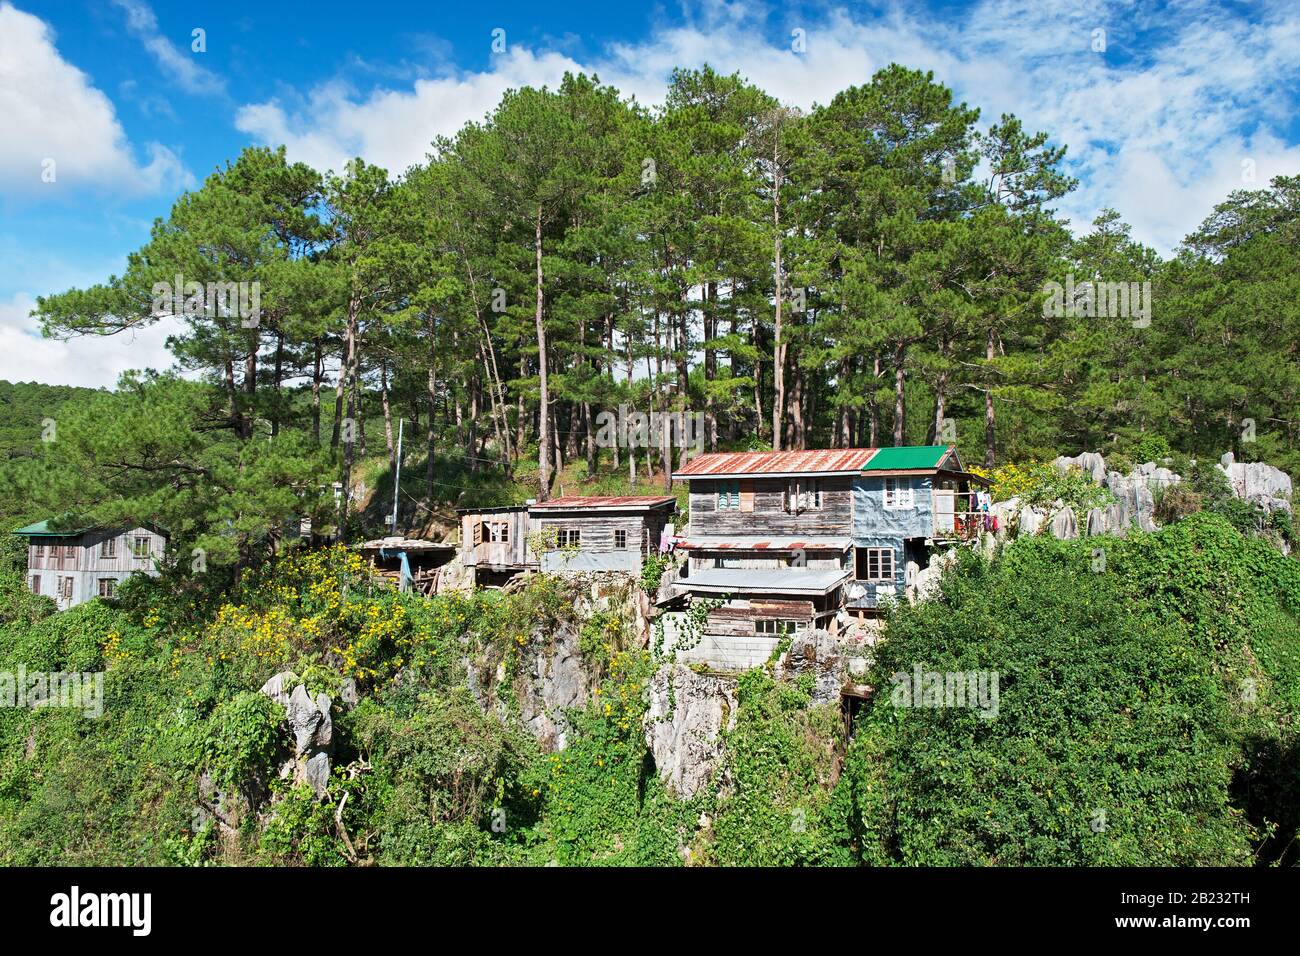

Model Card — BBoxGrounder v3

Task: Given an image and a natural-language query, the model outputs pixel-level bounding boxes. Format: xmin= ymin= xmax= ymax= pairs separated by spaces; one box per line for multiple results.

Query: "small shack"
xmin=354 ymin=536 xmax=457 ymax=595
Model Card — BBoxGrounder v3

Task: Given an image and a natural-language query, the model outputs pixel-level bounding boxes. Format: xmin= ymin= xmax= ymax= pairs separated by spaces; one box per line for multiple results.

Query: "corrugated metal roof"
xmin=673 ymin=448 xmax=880 ymax=478
xmin=13 ymin=519 xmax=93 ymax=536
xmin=680 ymin=567 xmax=850 ymax=595
xmin=677 ymin=536 xmax=850 ymax=551
xmin=530 ymin=495 xmax=677 ymax=510
xmin=859 ymin=445 xmax=952 ymax=471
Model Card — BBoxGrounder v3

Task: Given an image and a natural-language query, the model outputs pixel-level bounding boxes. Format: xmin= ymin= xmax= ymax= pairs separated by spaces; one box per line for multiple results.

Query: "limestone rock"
xmin=258 ymin=671 xmax=297 ymax=708
xmin=302 ymin=752 xmax=331 ymax=799
xmin=1219 ymin=453 xmax=1293 ymax=512
xmin=339 ymin=678 xmax=359 ymax=709
xmin=782 ymin=630 xmax=845 ymax=704
xmin=1050 ymin=506 xmax=1078 ymax=540
xmin=287 ymin=684 xmax=324 ymax=756
xmin=1018 ymin=506 xmax=1047 ymax=537
xmin=518 ymin=625 xmax=591 ymax=751
xmin=646 ymin=665 xmax=737 ymax=799
xmin=1054 ymin=452 xmax=1107 ymax=484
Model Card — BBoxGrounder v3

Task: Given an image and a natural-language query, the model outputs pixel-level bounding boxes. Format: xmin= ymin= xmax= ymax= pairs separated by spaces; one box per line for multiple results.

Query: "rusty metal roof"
xmin=529 ymin=495 xmax=677 ymax=511
xmin=672 ymin=448 xmax=880 ymax=478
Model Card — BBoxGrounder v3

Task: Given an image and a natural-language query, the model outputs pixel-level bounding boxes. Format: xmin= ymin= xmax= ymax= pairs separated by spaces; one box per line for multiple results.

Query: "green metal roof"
xmin=12 ymin=519 xmax=92 ymax=537
xmin=860 ymin=445 xmax=952 ymax=471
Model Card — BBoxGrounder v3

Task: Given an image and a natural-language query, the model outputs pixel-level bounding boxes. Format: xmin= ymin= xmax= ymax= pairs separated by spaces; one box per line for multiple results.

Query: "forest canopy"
xmin=17 ymin=64 xmax=1300 ymax=564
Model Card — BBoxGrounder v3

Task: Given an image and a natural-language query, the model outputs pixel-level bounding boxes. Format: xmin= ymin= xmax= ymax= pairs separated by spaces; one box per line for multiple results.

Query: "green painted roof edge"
xmin=12 ymin=519 xmax=93 ymax=536
xmin=859 ymin=445 xmax=951 ymax=471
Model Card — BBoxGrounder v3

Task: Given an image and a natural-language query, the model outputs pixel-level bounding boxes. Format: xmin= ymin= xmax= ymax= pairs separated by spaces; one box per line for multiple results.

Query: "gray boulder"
xmin=782 ymin=630 xmax=846 ymax=704
xmin=303 ymin=752 xmax=331 ymax=799
xmin=287 ymin=684 xmax=324 ymax=756
xmin=1054 ymin=452 xmax=1107 ymax=484
xmin=258 ymin=671 xmax=297 ymax=708
xmin=518 ymin=624 xmax=591 ymax=751
xmin=1219 ymin=453 xmax=1292 ymax=512
xmin=1050 ymin=507 xmax=1079 ymax=539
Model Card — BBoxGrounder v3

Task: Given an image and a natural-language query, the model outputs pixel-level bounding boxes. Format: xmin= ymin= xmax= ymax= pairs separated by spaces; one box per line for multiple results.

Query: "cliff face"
xmin=456 ymin=572 xmax=851 ymax=803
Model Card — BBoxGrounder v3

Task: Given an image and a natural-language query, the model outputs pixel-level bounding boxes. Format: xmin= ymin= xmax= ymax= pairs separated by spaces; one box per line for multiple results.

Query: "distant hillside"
xmin=0 ymin=380 xmax=102 ymax=464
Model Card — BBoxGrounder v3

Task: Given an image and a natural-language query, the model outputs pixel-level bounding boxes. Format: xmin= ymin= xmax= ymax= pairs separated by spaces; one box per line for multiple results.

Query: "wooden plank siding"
xmin=688 ymin=476 xmax=853 ymax=538
xmin=25 ymin=527 xmax=166 ymax=610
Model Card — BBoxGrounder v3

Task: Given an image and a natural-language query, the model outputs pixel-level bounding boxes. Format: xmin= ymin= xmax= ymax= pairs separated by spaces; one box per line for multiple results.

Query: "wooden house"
xmin=668 ymin=445 xmax=988 ymax=667
xmin=457 ymin=496 xmax=677 ymax=586
xmin=354 ymin=536 xmax=457 ymax=594
xmin=15 ymin=520 xmax=167 ymax=610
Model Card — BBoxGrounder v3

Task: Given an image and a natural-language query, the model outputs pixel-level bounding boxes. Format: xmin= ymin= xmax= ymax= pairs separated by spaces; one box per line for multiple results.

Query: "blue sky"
xmin=1 ymin=0 xmax=1298 ymax=387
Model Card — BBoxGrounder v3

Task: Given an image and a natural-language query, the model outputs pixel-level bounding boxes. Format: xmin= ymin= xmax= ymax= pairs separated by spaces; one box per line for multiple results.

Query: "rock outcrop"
xmin=1054 ymin=452 xmax=1108 ymax=484
xmin=517 ymin=624 xmax=592 ymax=751
xmin=782 ymin=630 xmax=847 ymax=704
xmin=646 ymin=664 xmax=737 ymax=799
xmin=1219 ymin=452 xmax=1293 ymax=513
xmin=259 ymin=671 xmax=334 ymax=799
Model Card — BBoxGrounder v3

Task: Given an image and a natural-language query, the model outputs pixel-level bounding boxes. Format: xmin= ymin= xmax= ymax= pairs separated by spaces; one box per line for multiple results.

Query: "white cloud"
xmin=234 ymin=0 xmax=1300 ymax=254
xmin=110 ymin=0 xmax=225 ymax=96
xmin=0 ymin=1 xmax=192 ymax=195
xmin=0 ymin=292 xmax=179 ymax=388
xmin=236 ymin=47 xmax=588 ymax=176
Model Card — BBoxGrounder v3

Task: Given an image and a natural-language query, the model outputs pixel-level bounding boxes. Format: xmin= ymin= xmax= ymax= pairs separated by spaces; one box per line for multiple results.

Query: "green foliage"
xmin=639 ymin=553 xmax=668 ymax=593
xmin=198 ymin=692 xmax=285 ymax=793
xmin=841 ymin=514 xmax=1299 ymax=865
xmin=709 ymin=671 xmax=852 ymax=866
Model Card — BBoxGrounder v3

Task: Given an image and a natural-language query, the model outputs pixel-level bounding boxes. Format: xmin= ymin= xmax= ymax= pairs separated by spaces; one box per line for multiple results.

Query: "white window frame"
xmin=865 ymin=547 xmax=895 ymax=582
xmin=784 ymin=478 xmax=822 ymax=513
xmin=883 ymin=477 xmax=914 ymax=509
xmin=755 ymin=618 xmax=801 ymax=636
xmin=614 ymin=529 xmax=628 ymax=549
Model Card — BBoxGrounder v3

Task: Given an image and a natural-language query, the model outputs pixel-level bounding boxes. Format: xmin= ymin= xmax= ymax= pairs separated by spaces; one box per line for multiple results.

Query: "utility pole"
xmin=391 ymin=418 xmax=404 ymax=533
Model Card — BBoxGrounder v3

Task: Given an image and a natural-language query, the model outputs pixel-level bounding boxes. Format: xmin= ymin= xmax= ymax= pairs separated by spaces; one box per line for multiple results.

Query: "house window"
xmin=64 ymin=544 xmax=78 ymax=559
xmin=558 ymin=529 xmax=581 ymax=548
xmin=131 ymin=536 xmax=151 ymax=559
xmin=784 ymin=479 xmax=822 ymax=512
xmin=756 ymin=619 xmax=800 ymax=636
xmin=614 ymin=529 xmax=628 ymax=549
xmin=481 ymin=521 xmax=508 ymax=543
xmin=98 ymin=578 xmax=117 ymax=598
xmin=716 ymin=480 xmax=740 ymax=509
xmin=59 ymin=577 xmax=74 ymax=600
xmin=856 ymin=547 xmax=895 ymax=582
xmin=884 ymin=477 xmax=914 ymax=509
xmin=101 ymin=537 xmax=117 ymax=558
xmin=29 ymin=575 xmax=40 ymax=594
xmin=34 ymin=544 xmax=44 ymax=558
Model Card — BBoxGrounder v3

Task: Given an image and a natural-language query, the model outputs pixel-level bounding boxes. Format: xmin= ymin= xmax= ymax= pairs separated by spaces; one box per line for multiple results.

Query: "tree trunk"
xmin=892 ymin=344 xmax=906 ymax=446
xmin=984 ymin=327 xmax=997 ymax=466
xmin=534 ymin=205 xmax=552 ymax=500
xmin=870 ymin=354 xmax=880 ymax=446
xmin=381 ymin=362 xmax=396 ymax=476
xmin=771 ymin=155 xmax=785 ymax=451
xmin=311 ymin=339 xmax=322 ymax=445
